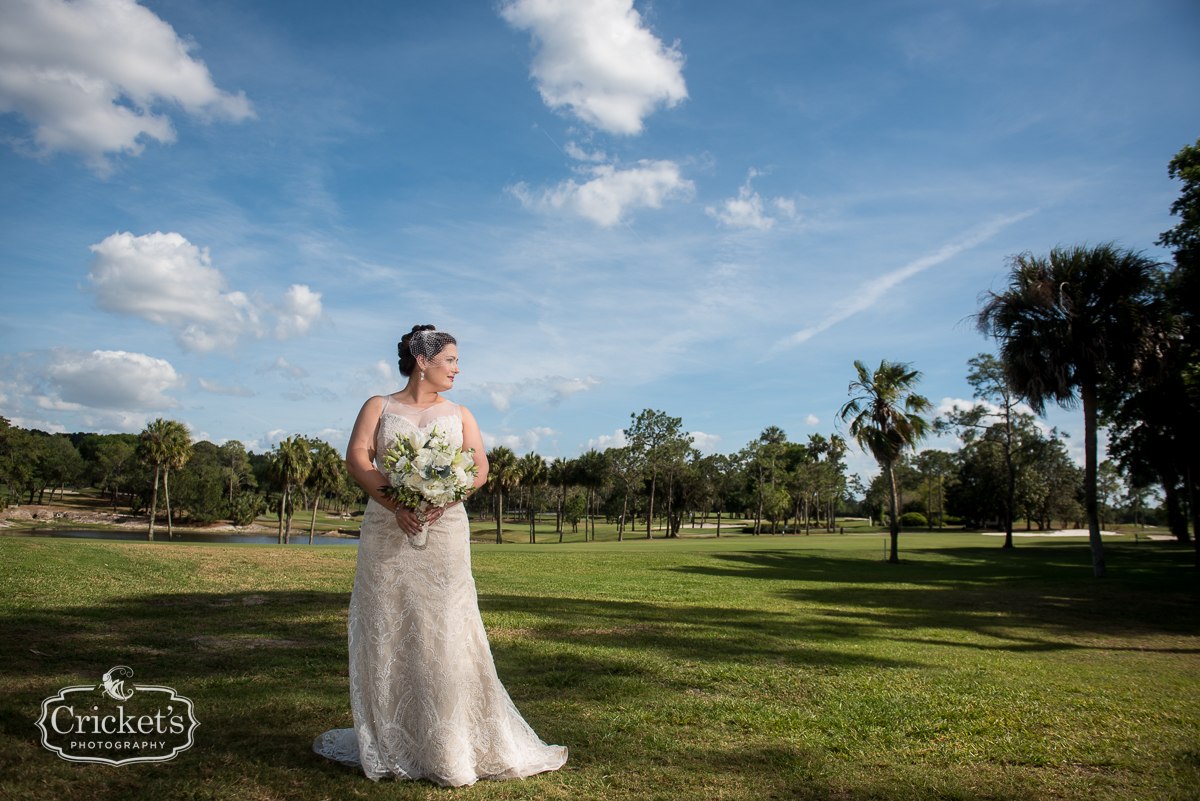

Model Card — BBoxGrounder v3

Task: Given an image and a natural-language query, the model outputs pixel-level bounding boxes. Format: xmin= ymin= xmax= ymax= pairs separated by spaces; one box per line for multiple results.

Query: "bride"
xmin=313 ymin=325 xmax=568 ymax=786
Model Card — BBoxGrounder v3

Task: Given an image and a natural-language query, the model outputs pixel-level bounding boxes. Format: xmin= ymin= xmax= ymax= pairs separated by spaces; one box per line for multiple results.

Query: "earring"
xmin=420 ymin=371 xmax=425 ymax=381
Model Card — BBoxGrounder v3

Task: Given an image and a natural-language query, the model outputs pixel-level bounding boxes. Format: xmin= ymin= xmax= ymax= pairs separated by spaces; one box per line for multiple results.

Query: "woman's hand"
xmin=393 ymin=504 xmax=448 ymax=536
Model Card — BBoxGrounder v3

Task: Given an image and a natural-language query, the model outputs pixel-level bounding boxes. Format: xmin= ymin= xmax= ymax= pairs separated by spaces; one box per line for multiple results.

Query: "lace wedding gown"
xmin=313 ymin=398 xmax=567 ymax=786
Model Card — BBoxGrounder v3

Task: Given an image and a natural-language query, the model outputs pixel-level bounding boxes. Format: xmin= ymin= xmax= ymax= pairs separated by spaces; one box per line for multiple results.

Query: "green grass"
xmin=1 ymin=533 xmax=1197 ymax=800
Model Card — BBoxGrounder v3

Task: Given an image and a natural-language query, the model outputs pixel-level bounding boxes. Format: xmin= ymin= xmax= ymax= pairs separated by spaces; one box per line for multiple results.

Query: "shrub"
xmin=901 ymin=512 xmax=928 ymax=527
xmin=231 ymin=492 xmax=267 ymax=528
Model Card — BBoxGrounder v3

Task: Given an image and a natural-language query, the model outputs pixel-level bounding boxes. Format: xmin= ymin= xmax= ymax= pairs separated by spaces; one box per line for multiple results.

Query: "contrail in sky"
xmin=769 ymin=209 xmax=1038 ymax=354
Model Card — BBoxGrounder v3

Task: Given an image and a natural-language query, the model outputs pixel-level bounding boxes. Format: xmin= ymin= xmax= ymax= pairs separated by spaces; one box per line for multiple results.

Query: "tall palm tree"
xmin=840 ymin=359 xmax=931 ymax=564
xmin=487 ymin=446 xmax=519 ymax=545
xmin=576 ymin=449 xmax=610 ymax=542
xmin=975 ymin=243 xmax=1169 ymax=577
xmin=270 ymin=436 xmax=312 ymax=544
xmin=137 ymin=418 xmax=192 ymax=541
xmin=306 ymin=439 xmax=345 ymax=544
xmin=547 ymin=457 xmax=572 ymax=539
xmin=518 ymin=452 xmax=547 ymax=543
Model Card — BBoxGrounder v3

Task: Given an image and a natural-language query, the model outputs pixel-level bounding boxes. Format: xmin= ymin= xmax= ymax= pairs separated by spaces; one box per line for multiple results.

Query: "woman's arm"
xmin=459 ymin=405 xmax=489 ymax=491
xmin=345 ymin=396 xmax=398 ymax=511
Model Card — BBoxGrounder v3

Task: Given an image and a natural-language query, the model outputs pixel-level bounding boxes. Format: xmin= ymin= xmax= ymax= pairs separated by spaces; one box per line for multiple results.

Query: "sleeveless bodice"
xmin=373 ymin=397 xmax=464 ymax=473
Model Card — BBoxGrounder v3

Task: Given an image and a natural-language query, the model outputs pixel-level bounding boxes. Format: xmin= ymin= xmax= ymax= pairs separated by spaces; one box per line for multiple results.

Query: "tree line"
xmin=0 ymin=417 xmax=363 ymax=544
xmin=470 ymin=409 xmax=856 ymax=545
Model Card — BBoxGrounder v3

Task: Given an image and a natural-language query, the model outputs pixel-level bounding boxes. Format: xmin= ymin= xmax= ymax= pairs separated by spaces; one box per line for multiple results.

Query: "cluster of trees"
xmin=0 ymin=416 xmax=364 ymax=544
xmin=845 ymin=138 xmax=1200 ymax=574
xmin=471 ymin=409 xmax=856 ymax=545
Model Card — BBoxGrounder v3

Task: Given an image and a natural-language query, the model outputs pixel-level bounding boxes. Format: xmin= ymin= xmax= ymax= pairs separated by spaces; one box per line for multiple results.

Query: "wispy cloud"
xmin=197 ymin=378 xmax=253 ymax=397
xmin=510 ymin=160 xmax=694 ymax=227
xmin=706 ymin=169 xmax=797 ymax=231
xmin=771 ymin=210 xmax=1037 ymax=354
xmin=257 ymin=356 xmax=308 ymax=379
xmin=476 ymin=375 xmax=601 ymax=412
xmin=482 ymin=426 xmax=560 ymax=453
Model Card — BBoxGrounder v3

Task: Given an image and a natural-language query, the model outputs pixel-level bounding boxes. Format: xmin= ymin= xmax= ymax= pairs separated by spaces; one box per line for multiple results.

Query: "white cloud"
xmin=584 ymin=428 xmax=626 ymax=451
xmin=0 ymin=348 xmax=183 ymax=431
xmin=772 ymin=210 xmax=1038 ymax=353
xmin=512 ymin=160 xmax=693 ymax=227
xmin=257 ymin=357 xmax=308 ymax=379
xmin=274 ymin=284 xmax=324 ymax=339
xmin=42 ymin=348 xmax=181 ymax=411
xmin=0 ymin=0 xmax=253 ymax=172
xmin=87 ymin=232 xmax=323 ymax=353
xmin=476 ymin=375 xmax=600 ymax=412
xmin=564 ymin=140 xmax=607 ymax=162
xmin=689 ymin=431 xmax=722 ymax=453
xmin=479 ymin=382 xmax=523 ymax=413
xmin=805 ymin=414 xmax=819 ymax=426
xmin=481 ymin=426 xmax=560 ymax=453
xmin=348 ymin=360 xmax=395 ymax=398
xmin=500 ymin=0 xmax=687 ymax=135
xmin=774 ymin=197 xmax=797 ymax=218
xmin=706 ymin=170 xmax=797 ymax=231
xmin=197 ymin=377 xmax=253 ymax=397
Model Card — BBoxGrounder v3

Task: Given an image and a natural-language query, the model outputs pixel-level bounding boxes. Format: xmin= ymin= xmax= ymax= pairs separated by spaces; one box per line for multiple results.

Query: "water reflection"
xmin=2 ymin=528 xmax=358 ymax=546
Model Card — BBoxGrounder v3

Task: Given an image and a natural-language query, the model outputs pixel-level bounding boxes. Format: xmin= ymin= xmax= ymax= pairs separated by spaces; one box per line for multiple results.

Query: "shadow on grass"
xmin=0 ymin=586 xmax=913 ymax=801
xmin=665 ymin=541 xmax=1200 ymax=655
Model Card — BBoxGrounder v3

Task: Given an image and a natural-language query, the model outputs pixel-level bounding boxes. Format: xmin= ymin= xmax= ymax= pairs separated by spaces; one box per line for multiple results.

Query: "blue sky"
xmin=1 ymin=0 xmax=1197 ymax=479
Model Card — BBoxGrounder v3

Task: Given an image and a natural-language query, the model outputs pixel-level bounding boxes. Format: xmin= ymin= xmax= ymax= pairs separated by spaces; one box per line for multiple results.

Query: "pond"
xmin=1 ymin=528 xmax=359 ymax=546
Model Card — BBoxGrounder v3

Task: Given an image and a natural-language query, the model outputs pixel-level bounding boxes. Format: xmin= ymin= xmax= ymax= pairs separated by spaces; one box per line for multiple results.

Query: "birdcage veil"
xmin=409 ymin=328 xmax=456 ymax=364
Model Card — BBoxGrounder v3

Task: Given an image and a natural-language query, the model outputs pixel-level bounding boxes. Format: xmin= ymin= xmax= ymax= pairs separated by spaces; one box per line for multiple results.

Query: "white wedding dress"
xmin=313 ymin=398 xmax=567 ymax=786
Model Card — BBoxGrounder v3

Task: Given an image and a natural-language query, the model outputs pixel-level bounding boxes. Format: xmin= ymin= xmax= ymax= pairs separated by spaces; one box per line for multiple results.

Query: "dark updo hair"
xmin=398 ymin=325 xmax=457 ymax=377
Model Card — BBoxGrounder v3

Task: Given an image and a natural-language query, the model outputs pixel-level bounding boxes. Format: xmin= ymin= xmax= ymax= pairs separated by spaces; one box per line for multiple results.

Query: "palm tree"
xmin=270 ymin=436 xmax=312 ymax=544
xmin=548 ymin=457 xmax=573 ymax=539
xmin=137 ymin=419 xmax=192 ymax=541
xmin=840 ymin=359 xmax=931 ymax=563
xmin=518 ymin=452 xmax=547 ymax=543
xmin=975 ymin=244 xmax=1169 ymax=577
xmin=576 ymin=449 xmax=610 ymax=542
xmin=486 ymin=446 xmax=520 ymax=545
xmin=305 ymin=439 xmax=344 ymax=544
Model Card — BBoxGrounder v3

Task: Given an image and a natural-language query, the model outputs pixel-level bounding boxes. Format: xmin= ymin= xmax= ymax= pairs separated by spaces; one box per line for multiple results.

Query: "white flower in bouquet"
xmin=379 ymin=424 xmax=478 ymax=549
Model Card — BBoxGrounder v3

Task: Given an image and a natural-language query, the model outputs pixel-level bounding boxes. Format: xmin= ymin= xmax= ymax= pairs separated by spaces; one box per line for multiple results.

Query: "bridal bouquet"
xmin=379 ymin=426 xmax=478 ymax=548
